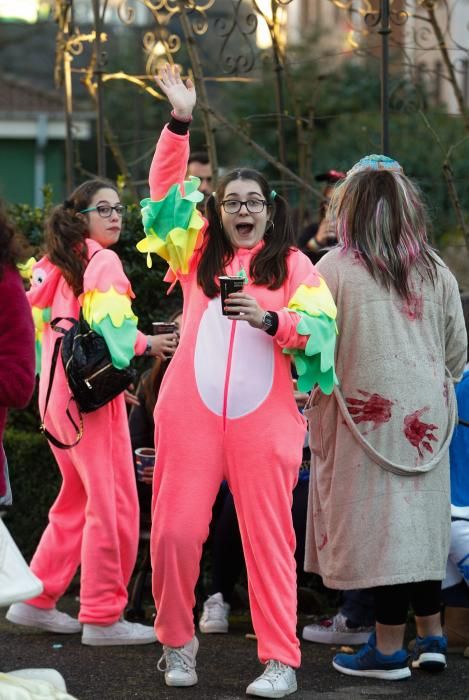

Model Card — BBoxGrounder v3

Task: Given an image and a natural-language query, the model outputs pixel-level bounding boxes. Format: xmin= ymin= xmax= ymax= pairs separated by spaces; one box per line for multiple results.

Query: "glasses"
xmin=80 ymin=204 xmax=127 ymax=218
xmin=221 ymin=199 xmax=268 ymax=215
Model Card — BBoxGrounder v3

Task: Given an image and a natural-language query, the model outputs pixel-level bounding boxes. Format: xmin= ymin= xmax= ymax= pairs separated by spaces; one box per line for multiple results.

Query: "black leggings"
xmin=374 ymin=580 xmax=442 ymax=625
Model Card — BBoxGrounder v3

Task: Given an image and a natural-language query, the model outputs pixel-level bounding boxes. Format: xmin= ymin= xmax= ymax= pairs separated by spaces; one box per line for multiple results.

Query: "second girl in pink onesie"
xmin=138 ymin=65 xmax=338 ymax=697
xmin=6 ymin=179 xmax=177 ymax=646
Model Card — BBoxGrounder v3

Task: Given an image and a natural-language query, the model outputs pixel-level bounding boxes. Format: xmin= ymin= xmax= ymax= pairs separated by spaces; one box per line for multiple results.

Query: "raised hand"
xmin=155 ymin=63 xmax=196 ymax=120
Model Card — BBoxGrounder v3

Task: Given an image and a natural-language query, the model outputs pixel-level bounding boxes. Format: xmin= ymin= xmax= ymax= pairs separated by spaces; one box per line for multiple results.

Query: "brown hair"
xmin=45 ymin=179 xmax=118 ymax=297
xmin=198 ymin=169 xmax=295 ymax=298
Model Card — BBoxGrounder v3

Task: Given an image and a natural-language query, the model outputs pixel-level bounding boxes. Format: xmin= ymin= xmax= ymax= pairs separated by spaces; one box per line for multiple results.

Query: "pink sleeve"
xmin=134 ymin=330 xmax=147 ymax=356
xmin=275 ymin=309 xmax=307 ymax=350
xmin=149 ymin=125 xmax=190 ymax=200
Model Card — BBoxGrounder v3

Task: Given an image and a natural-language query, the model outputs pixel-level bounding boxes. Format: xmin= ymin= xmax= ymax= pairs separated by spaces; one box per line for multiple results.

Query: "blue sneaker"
xmin=411 ymin=635 xmax=447 ymax=672
xmin=332 ymin=632 xmax=411 ymax=680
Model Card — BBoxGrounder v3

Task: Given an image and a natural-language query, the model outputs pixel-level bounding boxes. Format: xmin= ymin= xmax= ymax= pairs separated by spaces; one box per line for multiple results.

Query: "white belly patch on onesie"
xmin=194 ymin=297 xmax=274 ymax=418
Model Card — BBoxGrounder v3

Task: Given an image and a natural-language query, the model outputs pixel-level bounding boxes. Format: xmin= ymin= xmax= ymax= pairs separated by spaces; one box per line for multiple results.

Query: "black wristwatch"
xmin=261 ymin=311 xmax=275 ymax=332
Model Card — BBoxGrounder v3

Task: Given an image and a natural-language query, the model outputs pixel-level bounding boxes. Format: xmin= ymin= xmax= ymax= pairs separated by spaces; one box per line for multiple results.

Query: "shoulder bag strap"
xmin=40 ymin=317 xmax=83 ymax=450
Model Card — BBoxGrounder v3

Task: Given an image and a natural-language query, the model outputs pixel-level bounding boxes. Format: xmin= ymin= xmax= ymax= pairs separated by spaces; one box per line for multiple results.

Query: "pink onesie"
xmin=141 ymin=126 xmax=337 ymax=667
xmin=26 ymin=240 xmax=147 ymax=624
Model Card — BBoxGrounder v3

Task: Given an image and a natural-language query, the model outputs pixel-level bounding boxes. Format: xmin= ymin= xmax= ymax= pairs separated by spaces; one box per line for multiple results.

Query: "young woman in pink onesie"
xmin=137 ymin=65 xmax=337 ymax=697
xmin=6 ymin=179 xmax=177 ymax=646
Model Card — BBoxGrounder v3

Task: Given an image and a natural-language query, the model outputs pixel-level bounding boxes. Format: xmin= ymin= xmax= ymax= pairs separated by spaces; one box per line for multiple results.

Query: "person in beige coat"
xmin=304 ymin=154 xmax=467 ymax=681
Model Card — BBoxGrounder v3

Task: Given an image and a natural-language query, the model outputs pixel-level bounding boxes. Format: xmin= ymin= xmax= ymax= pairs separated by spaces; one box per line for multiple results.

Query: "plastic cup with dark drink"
xmin=219 ymin=276 xmax=245 ymax=316
xmin=134 ymin=447 xmax=156 ymax=482
xmin=152 ymin=322 xmax=178 ymax=335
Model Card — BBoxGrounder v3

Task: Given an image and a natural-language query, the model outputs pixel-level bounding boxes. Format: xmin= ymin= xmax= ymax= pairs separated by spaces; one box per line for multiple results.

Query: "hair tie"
xmin=270 ymin=190 xmax=277 ymax=201
xmin=347 ymin=155 xmax=403 ymax=177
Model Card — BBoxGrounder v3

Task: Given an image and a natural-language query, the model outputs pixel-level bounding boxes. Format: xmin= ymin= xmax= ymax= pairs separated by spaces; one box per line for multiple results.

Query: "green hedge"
xmin=3 ymin=426 xmax=59 ymax=559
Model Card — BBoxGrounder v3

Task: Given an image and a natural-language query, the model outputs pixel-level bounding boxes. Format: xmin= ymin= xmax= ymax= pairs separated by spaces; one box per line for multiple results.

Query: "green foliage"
xmin=213 ymin=55 xmax=468 ymax=242
xmin=3 ymin=427 xmax=59 ymax=559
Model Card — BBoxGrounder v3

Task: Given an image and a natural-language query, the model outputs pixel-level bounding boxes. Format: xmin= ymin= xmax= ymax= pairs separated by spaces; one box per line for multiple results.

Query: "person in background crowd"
xmin=440 ymin=291 xmax=469 ymax=656
xmin=0 ymin=201 xmax=35 ymax=510
xmin=138 ymin=64 xmax=337 ymax=698
xmin=304 ymin=154 xmax=467 ymax=681
xmin=6 ymin=179 xmax=176 ymax=646
xmin=297 ymin=170 xmax=345 ymax=264
xmin=187 ymin=151 xmax=213 ymax=211
xmin=0 ymin=200 xmax=79 ymax=699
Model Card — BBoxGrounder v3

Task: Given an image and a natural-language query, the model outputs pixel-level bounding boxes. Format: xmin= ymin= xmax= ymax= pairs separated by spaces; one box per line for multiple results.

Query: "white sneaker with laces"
xmin=157 ymin=636 xmax=199 ymax=687
xmin=6 ymin=602 xmax=81 ymax=633
xmin=302 ymin=611 xmax=374 ymax=645
xmin=199 ymin=592 xmax=230 ymax=634
xmin=82 ymin=618 xmax=157 ymax=646
xmin=246 ymin=660 xmax=297 ymax=698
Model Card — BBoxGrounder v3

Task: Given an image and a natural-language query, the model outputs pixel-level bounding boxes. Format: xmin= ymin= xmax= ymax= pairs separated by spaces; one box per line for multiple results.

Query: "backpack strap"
xmin=39 ymin=248 xmax=103 ymax=449
xmin=40 ymin=317 xmax=83 ymax=450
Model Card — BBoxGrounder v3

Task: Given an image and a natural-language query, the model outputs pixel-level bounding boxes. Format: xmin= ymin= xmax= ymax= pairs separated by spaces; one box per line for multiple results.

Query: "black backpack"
xmin=40 ymin=313 xmax=136 ymax=449
xmin=40 ymin=252 xmax=137 ymax=449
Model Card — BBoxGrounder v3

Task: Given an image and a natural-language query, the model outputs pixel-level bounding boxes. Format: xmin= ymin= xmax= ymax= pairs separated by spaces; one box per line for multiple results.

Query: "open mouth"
xmin=236 ymin=224 xmax=254 ymax=236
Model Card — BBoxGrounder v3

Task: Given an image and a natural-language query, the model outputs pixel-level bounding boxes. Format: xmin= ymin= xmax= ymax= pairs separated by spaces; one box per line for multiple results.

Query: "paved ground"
xmin=1 ymin=603 xmax=468 ymax=700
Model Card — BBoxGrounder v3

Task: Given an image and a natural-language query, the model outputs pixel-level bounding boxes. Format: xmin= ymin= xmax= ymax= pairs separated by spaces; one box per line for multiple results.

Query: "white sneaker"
xmin=246 ymin=660 xmax=297 ymax=698
xmin=82 ymin=618 xmax=157 ymax=646
xmin=302 ymin=611 xmax=374 ymax=645
xmin=6 ymin=602 xmax=81 ymax=633
xmin=0 ymin=519 xmax=43 ymax=606
xmin=199 ymin=592 xmax=230 ymax=634
xmin=6 ymin=668 xmax=67 ymax=691
xmin=157 ymin=636 xmax=199 ymax=687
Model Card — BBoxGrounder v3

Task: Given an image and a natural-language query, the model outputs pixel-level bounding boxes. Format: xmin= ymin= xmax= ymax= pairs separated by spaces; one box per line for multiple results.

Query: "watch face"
xmin=263 ymin=312 xmax=273 ymax=329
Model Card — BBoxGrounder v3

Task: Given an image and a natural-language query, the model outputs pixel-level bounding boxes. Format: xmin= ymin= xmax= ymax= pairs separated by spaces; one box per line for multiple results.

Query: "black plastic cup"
xmin=152 ymin=322 xmax=178 ymax=335
xmin=219 ymin=276 xmax=245 ymax=316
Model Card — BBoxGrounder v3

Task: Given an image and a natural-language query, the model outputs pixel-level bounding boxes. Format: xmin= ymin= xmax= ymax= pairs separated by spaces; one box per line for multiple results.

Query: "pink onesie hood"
xmin=27 ymin=256 xmax=62 ymax=309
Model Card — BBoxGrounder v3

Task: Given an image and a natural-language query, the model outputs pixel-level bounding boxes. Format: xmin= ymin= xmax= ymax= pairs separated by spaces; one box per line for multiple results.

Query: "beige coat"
xmin=304 ymin=249 xmax=467 ymax=589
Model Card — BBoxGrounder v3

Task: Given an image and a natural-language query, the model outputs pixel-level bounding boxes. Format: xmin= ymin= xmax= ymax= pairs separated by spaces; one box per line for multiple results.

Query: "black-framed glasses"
xmin=221 ymin=199 xmax=268 ymax=214
xmin=80 ymin=204 xmax=127 ymax=218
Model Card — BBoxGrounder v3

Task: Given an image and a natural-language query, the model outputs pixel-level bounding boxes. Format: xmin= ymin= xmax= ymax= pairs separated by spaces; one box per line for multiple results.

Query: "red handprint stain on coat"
xmin=403 ymin=407 xmax=438 ymax=458
xmin=346 ymin=390 xmax=394 ymax=434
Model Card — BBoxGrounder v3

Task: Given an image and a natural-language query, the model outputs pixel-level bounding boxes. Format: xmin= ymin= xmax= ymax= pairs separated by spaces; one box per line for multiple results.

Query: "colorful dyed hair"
xmin=45 ymin=179 xmax=118 ymax=297
xmin=330 ymin=156 xmax=439 ymax=300
xmin=198 ymin=168 xmax=295 ymax=298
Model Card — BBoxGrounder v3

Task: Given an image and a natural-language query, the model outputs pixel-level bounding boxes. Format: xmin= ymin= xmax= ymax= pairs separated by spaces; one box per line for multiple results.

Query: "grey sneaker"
xmin=157 ymin=636 xmax=199 ymax=687
xmin=199 ymin=592 xmax=230 ymax=633
xmin=6 ymin=602 xmax=81 ymax=634
xmin=82 ymin=618 xmax=157 ymax=646
xmin=246 ymin=660 xmax=297 ymax=698
xmin=302 ymin=611 xmax=374 ymax=645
